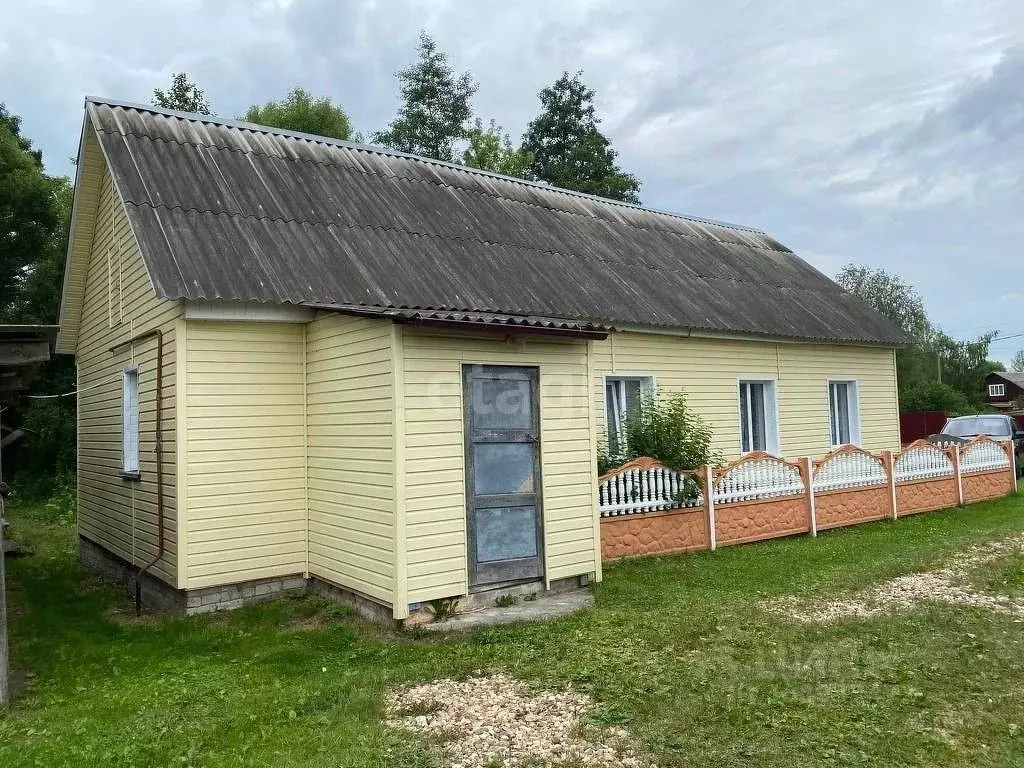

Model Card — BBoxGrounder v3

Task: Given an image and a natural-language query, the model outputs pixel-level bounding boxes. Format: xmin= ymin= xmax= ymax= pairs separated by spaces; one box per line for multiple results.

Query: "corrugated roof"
xmin=83 ymin=97 xmax=907 ymax=346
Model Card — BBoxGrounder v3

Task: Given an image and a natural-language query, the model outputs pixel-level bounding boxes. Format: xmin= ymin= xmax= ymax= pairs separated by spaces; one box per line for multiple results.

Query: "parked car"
xmin=935 ymin=414 xmax=1024 ymax=474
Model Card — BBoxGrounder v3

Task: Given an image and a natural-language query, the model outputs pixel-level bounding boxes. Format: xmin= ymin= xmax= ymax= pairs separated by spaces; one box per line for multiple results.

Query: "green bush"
xmin=620 ymin=390 xmax=720 ymax=472
xmin=899 ymin=380 xmax=974 ymax=415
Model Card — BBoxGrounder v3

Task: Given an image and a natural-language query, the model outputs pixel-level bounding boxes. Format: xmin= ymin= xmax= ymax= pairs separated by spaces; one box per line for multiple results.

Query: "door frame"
xmin=462 ymin=364 xmax=545 ymax=590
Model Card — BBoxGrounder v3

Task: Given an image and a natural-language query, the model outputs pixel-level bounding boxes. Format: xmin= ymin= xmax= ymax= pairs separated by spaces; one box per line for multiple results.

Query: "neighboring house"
xmin=984 ymin=371 xmax=1024 ymax=410
xmin=57 ymin=98 xmax=906 ymax=619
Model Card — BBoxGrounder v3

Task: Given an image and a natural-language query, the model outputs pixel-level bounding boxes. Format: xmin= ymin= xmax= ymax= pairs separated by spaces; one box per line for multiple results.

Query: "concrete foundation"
xmin=308 ymin=576 xmax=396 ymax=624
xmin=81 ymin=535 xmax=591 ymax=625
xmin=80 ymin=535 xmax=309 ymax=616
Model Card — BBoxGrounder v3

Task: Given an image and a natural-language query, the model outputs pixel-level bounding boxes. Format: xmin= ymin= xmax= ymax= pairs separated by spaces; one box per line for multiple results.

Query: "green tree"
xmin=17 ymin=176 xmax=72 ymax=324
xmin=522 ymin=72 xmax=641 ymax=203
xmin=244 ymin=88 xmax=352 ymax=141
xmin=935 ymin=332 xmax=1002 ymax=401
xmin=374 ymin=32 xmax=477 ymax=162
xmin=1011 ymin=350 xmax=1024 ymax=372
xmin=834 ymin=265 xmax=931 ymax=340
xmin=836 ymin=264 xmax=937 ymax=400
xmin=0 ymin=105 xmax=63 ymax=322
xmin=461 ymin=119 xmax=532 ymax=178
xmin=836 ymin=264 xmax=1002 ymax=410
xmin=0 ymin=106 xmax=75 ymax=494
xmin=153 ymin=72 xmax=212 ymax=115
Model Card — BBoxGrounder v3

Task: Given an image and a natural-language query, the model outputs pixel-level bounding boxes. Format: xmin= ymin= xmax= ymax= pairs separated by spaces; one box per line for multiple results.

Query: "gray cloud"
xmin=3 ymin=0 xmax=1024 ymax=355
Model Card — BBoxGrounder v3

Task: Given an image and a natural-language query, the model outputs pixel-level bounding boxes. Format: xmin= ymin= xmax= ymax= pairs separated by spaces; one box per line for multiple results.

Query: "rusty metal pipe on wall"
xmin=109 ymin=329 xmax=163 ymax=616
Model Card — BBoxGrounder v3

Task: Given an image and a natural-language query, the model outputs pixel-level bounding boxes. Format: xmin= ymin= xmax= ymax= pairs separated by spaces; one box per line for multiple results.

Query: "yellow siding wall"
xmin=593 ymin=332 xmax=900 ymax=459
xmin=401 ymin=330 xmax=599 ymax=603
xmin=76 ymin=164 xmax=180 ymax=585
xmin=182 ymin=321 xmax=307 ymax=589
xmin=306 ymin=314 xmax=395 ymax=606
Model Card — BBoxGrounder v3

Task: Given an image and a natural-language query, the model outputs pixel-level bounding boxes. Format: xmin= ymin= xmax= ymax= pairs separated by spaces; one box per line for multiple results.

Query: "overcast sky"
xmin=3 ymin=0 xmax=1024 ymax=357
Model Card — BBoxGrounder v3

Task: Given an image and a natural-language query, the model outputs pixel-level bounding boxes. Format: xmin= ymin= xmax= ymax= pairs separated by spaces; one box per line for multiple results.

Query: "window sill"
xmin=119 ymin=471 xmax=141 ymax=481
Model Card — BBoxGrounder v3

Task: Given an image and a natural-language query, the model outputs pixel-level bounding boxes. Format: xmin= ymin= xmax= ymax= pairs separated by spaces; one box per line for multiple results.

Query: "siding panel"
xmin=184 ymin=321 xmax=306 ymax=589
xmin=592 ymin=332 xmax=900 ymax=460
xmin=306 ymin=314 xmax=395 ymax=606
xmin=76 ymin=151 xmax=180 ymax=586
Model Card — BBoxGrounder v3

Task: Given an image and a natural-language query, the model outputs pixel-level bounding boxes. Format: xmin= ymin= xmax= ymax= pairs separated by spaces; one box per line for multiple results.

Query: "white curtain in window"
xmin=829 ymin=381 xmax=859 ymax=446
xmin=122 ymin=368 xmax=140 ymax=473
xmin=605 ymin=378 xmax=647 ymax=454
xmin=739 ymin=381 xmax=768 ymax=452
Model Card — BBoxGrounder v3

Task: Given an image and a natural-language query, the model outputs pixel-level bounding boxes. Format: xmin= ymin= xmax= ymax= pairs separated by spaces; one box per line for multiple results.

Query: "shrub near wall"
xmin=598 ymin=437 xmax=1016 ymax=561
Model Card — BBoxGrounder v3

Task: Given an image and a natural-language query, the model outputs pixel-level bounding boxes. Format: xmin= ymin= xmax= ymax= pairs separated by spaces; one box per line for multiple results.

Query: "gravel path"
xmin=775 ymin=535 xmax=1024 ymax=623
xmin=385 ymin=673 xmax=653 ymax=767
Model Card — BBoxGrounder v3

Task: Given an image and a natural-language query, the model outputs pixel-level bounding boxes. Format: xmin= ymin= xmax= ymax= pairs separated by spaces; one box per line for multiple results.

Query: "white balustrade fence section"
xmin=598 ymin=465 xmax=702 ymax=517
xmin=894 ymin=444 xmax=953 ymax=481
xmin=813 ymin=451 xmax=887 ymax=492
xmin=961 ymin=440 xmax=1011 ymax=474
xmin=712 ymin=458 xmax=804 ymax=504
xmin=600 ymin=439 xmax=1014 ymax=523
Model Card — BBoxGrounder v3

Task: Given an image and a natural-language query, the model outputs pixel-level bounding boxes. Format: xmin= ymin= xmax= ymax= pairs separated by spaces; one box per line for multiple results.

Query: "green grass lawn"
xmin=3 ymin=495 xmax=1024 ymax=767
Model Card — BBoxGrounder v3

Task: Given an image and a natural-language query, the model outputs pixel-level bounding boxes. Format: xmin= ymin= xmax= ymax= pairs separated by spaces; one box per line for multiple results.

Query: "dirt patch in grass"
xmin=385 ymin=673 xmax=652 ymax=768
xmin=775 ymin=535 xmax=1024 ymax=622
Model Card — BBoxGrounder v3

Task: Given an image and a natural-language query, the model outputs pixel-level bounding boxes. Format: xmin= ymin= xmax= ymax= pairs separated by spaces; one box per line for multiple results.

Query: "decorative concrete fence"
xmin=599 ymin=437 xmax=1017 ymax=561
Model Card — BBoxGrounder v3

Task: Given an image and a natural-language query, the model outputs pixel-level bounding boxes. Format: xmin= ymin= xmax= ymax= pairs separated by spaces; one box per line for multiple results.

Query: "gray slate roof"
xmin=993 ymin=371 xmax=1024 ymax=389
xmin=85 ymin=98 xmax=906 ymax=345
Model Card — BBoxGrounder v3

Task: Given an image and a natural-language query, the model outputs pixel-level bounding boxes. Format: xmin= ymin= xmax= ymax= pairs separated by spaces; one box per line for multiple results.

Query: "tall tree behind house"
xmin=836 ymin=264 xmax=1001 ymax=412
xmin=374 ymin=32 xmax=477 ymax=163
xmin=522 ymin=72 xmax=641 ymax=204
xmin=244 ymin=88 xmax=352 ymax=141
xmin=153 ymin=73 xmax=212 ymax=115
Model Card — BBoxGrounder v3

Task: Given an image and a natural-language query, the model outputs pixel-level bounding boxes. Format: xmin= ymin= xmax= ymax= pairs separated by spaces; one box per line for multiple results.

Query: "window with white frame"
xmin=122 ymin=367 xmax=140 ymax=475
xmin=604 ymin=376 xmax=653 ymax=454
xmin=828 ymin=380 xmax=861 ymax=447
xmin=989 ymin=383 xmax=1006 ymax=398
xmin=738 ymin=380 xmax=779 ymax=453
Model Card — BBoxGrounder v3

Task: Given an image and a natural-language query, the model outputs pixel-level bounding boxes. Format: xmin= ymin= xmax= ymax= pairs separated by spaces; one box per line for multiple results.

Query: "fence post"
xmin=882 ymin=450 xmax=898 ymax=520
xmin=803 ymin=456 xmax=817 ymax=537
xmin=704 ymin=464 xmax=717 ymax=552
xmin=952 ymin=445 xmax=964 ymax=507
xmin=1008 ymin=440 xmax=1018 ymax=494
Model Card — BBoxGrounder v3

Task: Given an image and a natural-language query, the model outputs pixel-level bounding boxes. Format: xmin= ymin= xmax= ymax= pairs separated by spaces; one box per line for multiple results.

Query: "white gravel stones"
xmin=776 ymin=535 xmax=1024 ymax=623
xmin=385 ymin=673 xmax=652 ymax=767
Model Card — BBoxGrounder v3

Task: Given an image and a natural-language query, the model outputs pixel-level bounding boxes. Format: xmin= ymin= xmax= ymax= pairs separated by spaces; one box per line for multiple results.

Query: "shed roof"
xmin=0 ymin=325 xmax=56 ymax=402
xmin=79 ymin=97 xmax=906 ymax=346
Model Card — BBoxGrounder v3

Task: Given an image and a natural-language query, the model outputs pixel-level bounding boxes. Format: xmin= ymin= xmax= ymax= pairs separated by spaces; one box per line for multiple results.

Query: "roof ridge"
xmin=125 ymin=199 xmax=843 ymax=295
xmin=85 ymin=95 xmax=768 ymax=236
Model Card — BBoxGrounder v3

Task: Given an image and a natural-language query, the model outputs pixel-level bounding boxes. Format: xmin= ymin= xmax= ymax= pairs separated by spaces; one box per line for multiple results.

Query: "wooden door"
xmin=463 ymin=365 xmax=543 ymax=588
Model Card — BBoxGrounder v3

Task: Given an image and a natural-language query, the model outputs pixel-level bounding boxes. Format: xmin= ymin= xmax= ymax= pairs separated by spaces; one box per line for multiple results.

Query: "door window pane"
xmin=470 ymin=376 xmax=532 ymax=429
xmin=476 ymin=506 xmax=538 ymax=562
xmin=474 ymin=443 xmax=534 ymax=495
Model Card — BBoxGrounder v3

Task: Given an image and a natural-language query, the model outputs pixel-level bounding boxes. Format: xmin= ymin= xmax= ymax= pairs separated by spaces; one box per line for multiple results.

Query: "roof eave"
xmin=613 ymin=322 xmax=905 ymax=348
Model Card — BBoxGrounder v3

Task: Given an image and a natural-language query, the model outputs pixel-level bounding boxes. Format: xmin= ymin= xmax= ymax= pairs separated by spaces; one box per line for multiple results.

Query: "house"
xmin=56 ymin=98 xmax=905 ymax=619
xmin=984 ymin=371 xmax=1024 ymax=410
